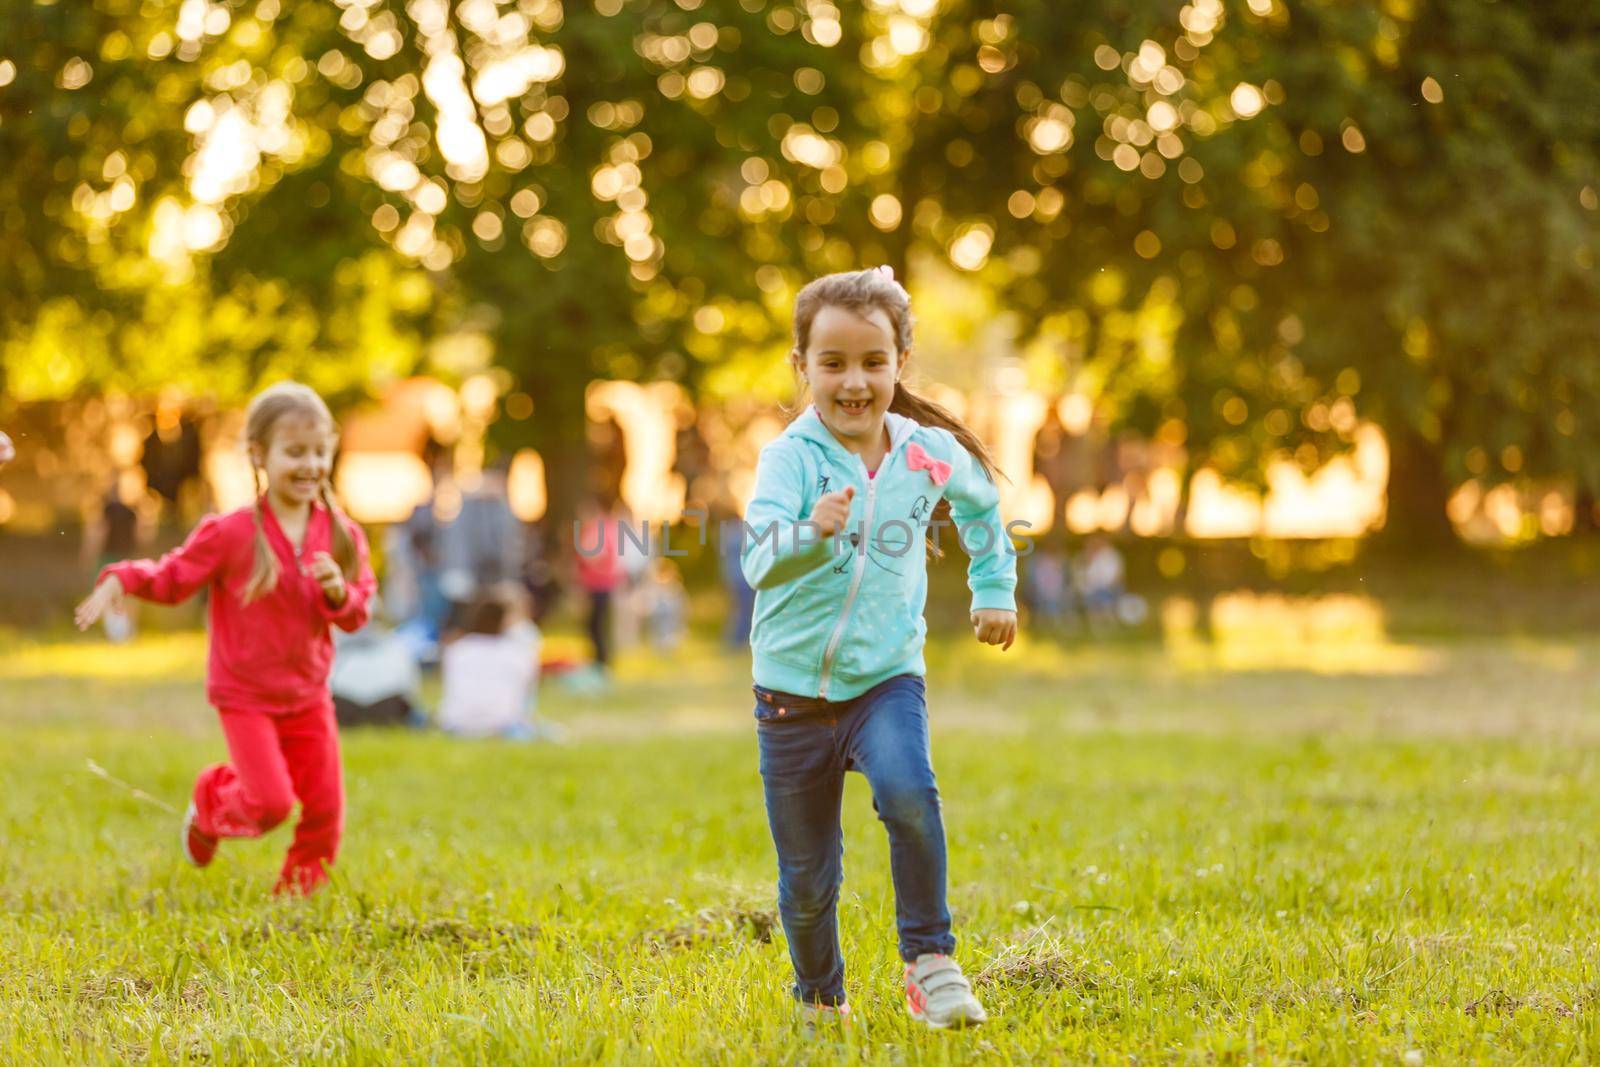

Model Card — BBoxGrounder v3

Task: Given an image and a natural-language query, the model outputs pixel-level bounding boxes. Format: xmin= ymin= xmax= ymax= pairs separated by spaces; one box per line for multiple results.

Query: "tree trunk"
xmin=1574 ymin=489 xmax=1599 ymax=536
xmin=523 ymin=361 xmax=590 ymax=535
xmin=1378 ymin=425 xmax=1458 ymax=548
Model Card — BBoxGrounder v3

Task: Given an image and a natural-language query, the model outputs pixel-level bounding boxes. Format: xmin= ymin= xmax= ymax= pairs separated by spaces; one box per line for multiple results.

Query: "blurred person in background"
xmin=719 ymin=506 xmax=757 ymax=649
xmin=572 ymin=493 xmax=626 ymax=678
xmin=386 ymin=496 xmax=450 ymax=664
xmin=81 ymin=472 xmax=148 ymax=643
xmin=437 ymin=583 xmax=563 ymax=740
xmin=330 ymin=596 xmax=425 ymax=728
xmin=521 ymin=517 xmax=563 ymax=627
xmin=1021 ymin=540 xmax=1070 ymax=630
xmin=1076 ymin=535 xmax=1128 ymax=632
xmin=438 ymin=458 xmax=524 ymax=631
xmin=613 ymin=505 xmax=653 ymax=654
xmin=644 ymin=556 xmax=688 ymax=652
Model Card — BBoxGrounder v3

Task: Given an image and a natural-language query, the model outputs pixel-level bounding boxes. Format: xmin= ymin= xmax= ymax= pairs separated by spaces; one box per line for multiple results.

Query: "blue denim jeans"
xmin=753 ymin=673 xmax=954 ymax=1006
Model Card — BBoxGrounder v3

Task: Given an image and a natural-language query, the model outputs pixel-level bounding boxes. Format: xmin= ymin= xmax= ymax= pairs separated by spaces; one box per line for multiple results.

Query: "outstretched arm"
xmin=98 ymin=515 xmax=229 ymax=606
xmin=77 ymin=515 xmax=230 ymax=629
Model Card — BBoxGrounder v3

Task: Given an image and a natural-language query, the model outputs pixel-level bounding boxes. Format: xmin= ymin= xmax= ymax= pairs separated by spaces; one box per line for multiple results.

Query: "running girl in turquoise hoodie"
xmin=741 ymin=266 xmax=1019 ymax=1033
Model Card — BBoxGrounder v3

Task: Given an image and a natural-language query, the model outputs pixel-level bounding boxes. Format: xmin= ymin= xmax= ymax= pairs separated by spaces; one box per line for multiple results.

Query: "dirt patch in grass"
xmin=643 ymin=903 xmax=777 ymax=951
xmin=974 ymin=927 xmax=1112 ymax=995
xmin=240 ymin=914 xmax=541 ymax=949
xmin=1465 ymin=985 xmax=1599 ymax=1018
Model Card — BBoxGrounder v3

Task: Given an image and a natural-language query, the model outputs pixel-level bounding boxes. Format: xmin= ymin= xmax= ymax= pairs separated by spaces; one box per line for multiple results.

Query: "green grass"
xmin=4 ymin=601 xmax=1600 ymax=1064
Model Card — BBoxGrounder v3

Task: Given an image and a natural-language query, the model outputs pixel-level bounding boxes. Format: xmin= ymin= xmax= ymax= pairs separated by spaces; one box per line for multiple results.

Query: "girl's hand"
xmin=308 ymin=551 xmax=346 ymax=606
xmin=806 ymin=485 xmax=855 ymax=537
xmin=75 ymin=575 xmax=124 ymax=630
xmin=971 ymin=608 xmax=1017 ymax=651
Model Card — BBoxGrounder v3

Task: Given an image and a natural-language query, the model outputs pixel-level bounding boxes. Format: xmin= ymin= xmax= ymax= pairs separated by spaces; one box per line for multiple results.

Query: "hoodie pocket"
xmin=832 ymin=584 xmax=922 ymax=681
xmin=754 ymin=582 xmax=837 ymax=667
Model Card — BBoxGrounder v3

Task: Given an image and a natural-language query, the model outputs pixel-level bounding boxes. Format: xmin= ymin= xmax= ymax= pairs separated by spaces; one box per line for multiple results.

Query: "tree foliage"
xmin=2 ymin=0 xmax=1596 ymax=536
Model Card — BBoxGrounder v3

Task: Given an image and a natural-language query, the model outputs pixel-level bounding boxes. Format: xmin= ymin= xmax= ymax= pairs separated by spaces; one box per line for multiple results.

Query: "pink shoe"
xmin=181 ymin=803 xmax=219 ymax=868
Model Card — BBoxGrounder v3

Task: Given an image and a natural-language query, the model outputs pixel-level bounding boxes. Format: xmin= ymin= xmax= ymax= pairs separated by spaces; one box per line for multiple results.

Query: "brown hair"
xmin=791 ymin=267 xmax=1008 ymax=557
xmin=462 ymin=594 xmax=509 ymax=637
xmin=241 ymin=381 xmax=358 ymax=604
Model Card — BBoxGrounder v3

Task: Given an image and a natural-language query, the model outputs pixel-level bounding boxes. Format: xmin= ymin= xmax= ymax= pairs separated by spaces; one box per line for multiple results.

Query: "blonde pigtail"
xmin=319 ymin=478 xmax=358 ymax=580
xmin=242 ymin=466 xmax=281 ymax=603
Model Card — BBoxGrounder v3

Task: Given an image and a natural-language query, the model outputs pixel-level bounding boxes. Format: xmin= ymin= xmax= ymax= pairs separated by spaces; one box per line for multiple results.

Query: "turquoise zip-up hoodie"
xmin=741 ymin=405 xmax=1017 ymax=701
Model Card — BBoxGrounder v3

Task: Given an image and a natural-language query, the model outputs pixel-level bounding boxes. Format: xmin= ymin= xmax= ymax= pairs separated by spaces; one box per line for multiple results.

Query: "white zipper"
xmin=817 ymin=456 xmax=877 ymax=699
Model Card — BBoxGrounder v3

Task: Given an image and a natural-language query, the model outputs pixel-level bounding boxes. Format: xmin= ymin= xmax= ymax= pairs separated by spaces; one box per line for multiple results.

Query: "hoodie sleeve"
xmin=937 ymin=431 xmax=1018 ymax=613
xmin=101 ymin=513 xmax=230 ymax=605
xmin=740 ymin=442 xmax=836 ymax=590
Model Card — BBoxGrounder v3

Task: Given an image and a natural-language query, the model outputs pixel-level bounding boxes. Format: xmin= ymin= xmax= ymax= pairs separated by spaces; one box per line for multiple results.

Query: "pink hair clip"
xmin=872 ymin=264 xmax=908 ymax=296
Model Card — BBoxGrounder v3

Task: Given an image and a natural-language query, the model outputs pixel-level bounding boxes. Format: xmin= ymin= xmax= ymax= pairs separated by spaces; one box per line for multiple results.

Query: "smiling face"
xmin=253 ymin=413 xmax=335 ymax=510
xmin=796 ymin=303 xmax=908 ymax=452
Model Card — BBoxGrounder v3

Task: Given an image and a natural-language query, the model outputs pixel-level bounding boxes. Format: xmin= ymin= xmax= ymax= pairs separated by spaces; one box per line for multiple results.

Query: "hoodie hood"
xmin=784 ymin=404 xmax=920 ymax=464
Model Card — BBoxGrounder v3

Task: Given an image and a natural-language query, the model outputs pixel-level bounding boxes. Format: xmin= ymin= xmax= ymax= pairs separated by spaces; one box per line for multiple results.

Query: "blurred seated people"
xmin=1076 ymin=534 xmax=1130 ymax=632
xmin=644 ymin=557 xmax=688 ymax=652
xmin=1022 ymin=542 xmax=1070 ymax=629
xmin=521 ymin=518 xmax=563 ymax=628
xmin=330 ymin=603 xmax=425 ymax=728
xmin=438 ymin=585 xmax=563 ymax=740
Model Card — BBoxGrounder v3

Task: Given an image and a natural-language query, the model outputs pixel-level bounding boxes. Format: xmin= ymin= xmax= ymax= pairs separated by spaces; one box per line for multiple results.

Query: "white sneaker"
xmin=905 ymin=954 xmax=987 ymax=1029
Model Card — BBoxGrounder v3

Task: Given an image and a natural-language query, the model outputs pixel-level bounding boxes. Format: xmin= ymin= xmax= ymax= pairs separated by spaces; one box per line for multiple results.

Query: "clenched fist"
xmin=806 ymin=485 xmax=855 ymax=537
xmin=971 ymin=608 xmax=1017 ymax=651
xmin=307 ymin=551 xmax=347 ymax=606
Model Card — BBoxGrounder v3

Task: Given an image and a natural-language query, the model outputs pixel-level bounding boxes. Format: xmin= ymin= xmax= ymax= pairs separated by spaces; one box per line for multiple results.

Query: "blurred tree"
xmin=905 ymin=0 xmax=1600 ymax=543
xmin=6 ymin=0 xmax=1597 ymax=543
xmin=0 ymin=0 xmax=428 ymax=406
xmin=141 ymin=0 xmax=917 ymax=517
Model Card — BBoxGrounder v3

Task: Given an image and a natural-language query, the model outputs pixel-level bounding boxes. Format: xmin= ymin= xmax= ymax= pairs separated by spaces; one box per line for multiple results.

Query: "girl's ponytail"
xmin=888 ymin=381 xmax=1001 ymax=484
xmin=890 ymin=381 xmax=1009 ymax=559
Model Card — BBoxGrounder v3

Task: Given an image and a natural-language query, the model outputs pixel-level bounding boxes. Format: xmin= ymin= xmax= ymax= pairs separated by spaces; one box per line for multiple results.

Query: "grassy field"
xmin=4 ymin=595 xmax=1600 ymax=1064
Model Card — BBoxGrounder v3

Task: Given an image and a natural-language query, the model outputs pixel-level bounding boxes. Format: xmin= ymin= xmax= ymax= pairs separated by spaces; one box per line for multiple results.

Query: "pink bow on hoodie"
xmin=905 ymin=442 xmax=952 ymax=487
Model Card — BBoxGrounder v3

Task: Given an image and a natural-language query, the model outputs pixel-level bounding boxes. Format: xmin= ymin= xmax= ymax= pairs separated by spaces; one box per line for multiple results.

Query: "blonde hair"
xmin=241 ymin=381 xmax=358 ymax=604
xmin=791 ymin=267 xmax=1007 ymax=557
